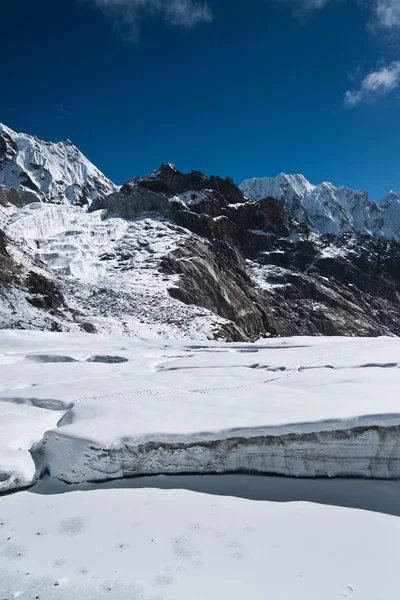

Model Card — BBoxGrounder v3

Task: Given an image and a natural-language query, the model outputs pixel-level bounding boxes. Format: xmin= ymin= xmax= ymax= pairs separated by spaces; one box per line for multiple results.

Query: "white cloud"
xmin=373 ymin=0 xmax=400 ymax=29
xmin=344 ymin=60 xmax=400 ymax=105
xmin=165 ymin=0 xmax=212 ymax=26
xmin=90 ymin=0 xmax=212 ymax=40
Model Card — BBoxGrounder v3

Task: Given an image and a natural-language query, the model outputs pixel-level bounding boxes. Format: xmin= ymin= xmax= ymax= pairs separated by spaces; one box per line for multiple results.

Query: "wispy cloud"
xmin=90 ymin=0 xmax=212 ymax=40
xmin=277 ymin=0 xmax=400 ymax=106
xmin=285 ymin=0 xmax=400 ymax=30
xmin=344 ymin=60 xmax=400 ymax=105
xmin=373 ymin=0 xmax=400 ymax=29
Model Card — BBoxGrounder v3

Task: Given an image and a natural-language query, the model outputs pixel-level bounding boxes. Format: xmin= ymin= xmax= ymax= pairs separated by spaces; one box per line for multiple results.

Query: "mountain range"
xmin=240 ymin=173 xmax=400 ymax=239
xmin=1 ymin=123 xmax=399 ymax=341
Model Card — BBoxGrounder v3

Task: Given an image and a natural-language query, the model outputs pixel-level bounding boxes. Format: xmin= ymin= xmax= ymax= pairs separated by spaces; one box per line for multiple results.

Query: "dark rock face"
xmin=0 ymin=186 xmax=37 ymax=208
xmin=224 ymin=197 xmax=290 ymax=238
xmin=0 ymin=228 xmax=67 ymax=321
xmin=89 ymin=187 xmax=170 ymax=218
xmin=0 ymin=230 xmax=18 ymax=286
xmin=0 ymin=128 xmax=17 ymax=164
xmin=80 ymin=322 xmax=97 ymax=334
xmin=91 ymin=164 xmax=400 ymax=340
xmin=26 ymin=271 xmax=65 ymax=311
xmin=121 ymin=163 xmax=246 ymax=205
xmin=161 ymin=238 xmax=268 ymax=341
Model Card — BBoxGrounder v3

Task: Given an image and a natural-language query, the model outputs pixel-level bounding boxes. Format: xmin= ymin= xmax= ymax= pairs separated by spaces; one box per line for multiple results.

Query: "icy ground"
xmin=1 ymin=330 xmax=400 ymax=490
xmin=1 ymin=330 xmax=400 ymax=598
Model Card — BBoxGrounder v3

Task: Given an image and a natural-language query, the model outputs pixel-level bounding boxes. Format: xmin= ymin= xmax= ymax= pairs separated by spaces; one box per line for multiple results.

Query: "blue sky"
xmin=1 ymin=0 xmax=400 ymax=199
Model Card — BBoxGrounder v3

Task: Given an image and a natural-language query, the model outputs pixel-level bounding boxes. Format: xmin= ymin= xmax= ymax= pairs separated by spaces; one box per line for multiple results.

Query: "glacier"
xmin=1 ymin=330 xmax=400 ymax=492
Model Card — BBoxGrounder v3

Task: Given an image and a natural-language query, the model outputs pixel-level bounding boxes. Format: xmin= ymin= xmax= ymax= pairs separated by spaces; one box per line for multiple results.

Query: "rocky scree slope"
xmin=240 ymin=172 xmax=400 ymax=239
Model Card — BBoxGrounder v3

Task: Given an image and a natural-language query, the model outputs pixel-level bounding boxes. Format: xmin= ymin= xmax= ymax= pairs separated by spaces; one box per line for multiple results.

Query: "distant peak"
xmin=0 ymin=121 xmax=117 ymax=205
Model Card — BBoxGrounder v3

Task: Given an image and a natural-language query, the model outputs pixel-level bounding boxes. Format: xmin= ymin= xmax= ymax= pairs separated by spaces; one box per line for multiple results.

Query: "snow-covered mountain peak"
xmin=240 ymin=172 xmax=400 ymax=239
xmin=241 ymin=172 xmax=314 ymax=205
xmin=381 ymin=190 xmax=400 ymax=206
xmin=0 ymin=124 xmax=117 ymax=205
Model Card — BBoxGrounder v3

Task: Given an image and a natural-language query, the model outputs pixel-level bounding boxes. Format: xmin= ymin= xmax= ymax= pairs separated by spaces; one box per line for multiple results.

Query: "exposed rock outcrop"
xmin=90 ymin=164 xmax=400 ymax=340
xmin=0 ymin=185 xmax=37 ymax=208
xmin=122 ymin=163 xmax=245 ymax=205
xmin=161 ymin=238 xmax=268 ymax=340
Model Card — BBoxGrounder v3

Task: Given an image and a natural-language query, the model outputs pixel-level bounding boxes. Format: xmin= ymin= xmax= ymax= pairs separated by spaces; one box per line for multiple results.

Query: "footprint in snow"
xmin=242 ymin=525 xmax=255 ymax=534
xmin=153 ymin=575 xmax=175 ymax=587
xmin=192 ymin=560 xmax=204 ymax=568
xmin=58 ymin=517 xmax=85 ymax=536
xmin=172 ymin=536 xmax=199 ymax=559
xmin=115 ymin=543 xmax=130 ymax=551
xmin=342 ymin=585 xmax=355 ymax=596
xmin=187 ymin=522 xmax=202 ymax=532
xmin=0 ymin=542 xmax=27 ymax=559
xmin=214 ymin=531 xmax=226 ymax=538
xmin=53 ymin=558 xmax=65 ymax=567
xmin=225 ymin=540 xmax=240 ymax=549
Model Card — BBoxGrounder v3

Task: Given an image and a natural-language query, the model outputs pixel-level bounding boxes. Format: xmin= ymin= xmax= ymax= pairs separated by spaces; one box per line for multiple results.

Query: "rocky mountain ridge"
xmin=89 ymin=164 xmax=400 ymax=338
xmin=240 ymin=172 xmax=400 ymax=239
xmin=0 ymin=125 xmax=399 ymax=341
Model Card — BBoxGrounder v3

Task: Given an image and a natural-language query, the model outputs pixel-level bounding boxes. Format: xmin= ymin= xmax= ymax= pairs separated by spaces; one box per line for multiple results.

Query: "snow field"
xmin=1 ymin=482 xmax=400 ymax=599
xmin=0 ymin=331 xmax=400 ymax=489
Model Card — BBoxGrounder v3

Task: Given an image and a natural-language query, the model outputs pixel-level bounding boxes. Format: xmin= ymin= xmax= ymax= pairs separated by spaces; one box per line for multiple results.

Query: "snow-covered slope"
xmin=240 ymin=173 xmax=400 ymax=238
xmin=0 ymin=124 xmax=117 ymax=205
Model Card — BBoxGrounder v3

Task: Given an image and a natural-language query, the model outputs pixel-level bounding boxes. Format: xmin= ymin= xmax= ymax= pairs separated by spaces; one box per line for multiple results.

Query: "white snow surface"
xmin=0 ymin=123 xmax=117 ymax=204
xmin=240 ymin=172 xmax=400 ymax=238
xmin=1 ymin=330 xmax=400 ymax=490
xmin=1 ymin=331 xmax=400 ymax=598
xmin=1 ymin=478 xmax=400 ymax=599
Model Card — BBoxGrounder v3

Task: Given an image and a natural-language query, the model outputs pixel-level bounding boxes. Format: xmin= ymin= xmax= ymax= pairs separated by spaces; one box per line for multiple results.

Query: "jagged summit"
xmin=0 ymin=123 xmax=117 ymax=205
xmin=240 ymin=172 xmax=400 ymax=239
xmin=120 ymin=162 xmax=246 ymax=205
